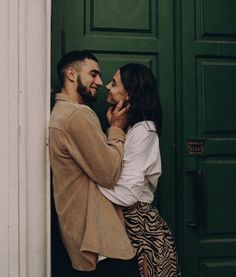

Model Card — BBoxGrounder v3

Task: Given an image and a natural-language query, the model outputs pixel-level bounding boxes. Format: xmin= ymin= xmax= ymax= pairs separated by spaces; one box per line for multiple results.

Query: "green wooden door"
xmin=181 ymin=0 xmax=236 ymax=276
xmin=51 ymin=1 xmax=176 ymax=276
xmin=51 ymin=0 xmax=236 ymax=276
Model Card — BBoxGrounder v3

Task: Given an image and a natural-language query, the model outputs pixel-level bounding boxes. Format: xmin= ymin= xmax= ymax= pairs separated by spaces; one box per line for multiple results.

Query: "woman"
xmin=98 ymin=63 xmax=181 ymax=277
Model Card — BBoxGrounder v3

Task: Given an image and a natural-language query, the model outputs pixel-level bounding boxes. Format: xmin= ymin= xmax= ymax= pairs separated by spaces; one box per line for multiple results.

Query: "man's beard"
xmin=77 ymin=76 xmax=97 ymax=103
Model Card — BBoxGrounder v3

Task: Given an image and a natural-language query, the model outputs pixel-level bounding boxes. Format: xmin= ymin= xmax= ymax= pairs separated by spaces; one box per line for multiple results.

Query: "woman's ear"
xmin=125 ymin=94 xmax=130 ymax=101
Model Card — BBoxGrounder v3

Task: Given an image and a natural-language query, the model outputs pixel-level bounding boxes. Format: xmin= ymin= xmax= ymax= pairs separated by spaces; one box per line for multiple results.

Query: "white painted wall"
xmin=0 ymin=0 xmax=51 ymax=276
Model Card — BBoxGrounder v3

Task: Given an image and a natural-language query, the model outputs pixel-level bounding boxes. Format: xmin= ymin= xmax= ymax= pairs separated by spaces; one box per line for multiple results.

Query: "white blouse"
xmin=98 ymin=121 xmax=162 ymax=207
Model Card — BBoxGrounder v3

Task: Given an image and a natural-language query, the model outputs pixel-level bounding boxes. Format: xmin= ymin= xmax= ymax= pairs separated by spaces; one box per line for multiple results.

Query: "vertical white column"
xmin=18 ymin=0 xmax=28 ymax=274
xmin=0 ymin=0 xmax=20 ymax=276
xmin=21 ymin=0 xmax=51 ymax=276
xmin=0 ymin=0 xmax=51 ymax=276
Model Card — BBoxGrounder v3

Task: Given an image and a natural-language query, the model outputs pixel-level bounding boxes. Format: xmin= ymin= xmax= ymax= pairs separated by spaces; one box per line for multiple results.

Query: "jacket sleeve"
xmin=64 ymin=107 xmax=125 ymax=188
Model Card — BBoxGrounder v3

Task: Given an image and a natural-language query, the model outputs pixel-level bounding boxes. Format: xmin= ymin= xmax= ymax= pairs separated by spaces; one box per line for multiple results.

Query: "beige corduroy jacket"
xmin=49 ymin=93 xmax=135 ymax=271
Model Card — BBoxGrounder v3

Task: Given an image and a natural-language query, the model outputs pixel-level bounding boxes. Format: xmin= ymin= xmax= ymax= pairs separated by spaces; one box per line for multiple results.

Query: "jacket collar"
xmin=56 ymin=93 xmax=79 ymax=106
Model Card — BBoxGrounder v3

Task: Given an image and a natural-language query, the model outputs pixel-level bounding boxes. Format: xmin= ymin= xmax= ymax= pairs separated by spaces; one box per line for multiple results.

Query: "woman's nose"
xmin=106 ymin=82 xmax=111 ymax=90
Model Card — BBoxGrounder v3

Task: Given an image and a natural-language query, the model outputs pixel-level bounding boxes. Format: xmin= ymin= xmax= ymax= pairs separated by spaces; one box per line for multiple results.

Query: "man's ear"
xmin=65 ymin=67 xmax=77 ymax=82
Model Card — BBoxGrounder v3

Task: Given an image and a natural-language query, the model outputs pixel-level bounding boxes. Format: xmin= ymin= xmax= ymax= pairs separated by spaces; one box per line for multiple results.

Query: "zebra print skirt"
xmin=123 ymin=202 xmax=181 ymax=277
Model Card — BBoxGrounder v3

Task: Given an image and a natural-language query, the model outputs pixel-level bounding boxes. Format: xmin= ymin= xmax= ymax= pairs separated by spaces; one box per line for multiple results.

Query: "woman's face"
xmin=106 ymin=70 xmax=129 ymax=105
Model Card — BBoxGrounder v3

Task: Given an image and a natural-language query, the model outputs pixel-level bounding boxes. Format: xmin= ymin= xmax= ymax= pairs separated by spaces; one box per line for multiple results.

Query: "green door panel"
xmin=92 ymin=0 xmax=150 ymax=30
xmin=199 ymin=0 xmax=236 ymax=37
xmin=200 ymin=258 xmax=236 ymax=277
xmin=204 ymin=161 xmax=236 ymax=233
xmin=64 ymin=0 xmax=159 ymax=52
xmin=182 ymin=0 xmax=236 ymax=276
xmin=196 ymin=59 xmax=236 ymax=133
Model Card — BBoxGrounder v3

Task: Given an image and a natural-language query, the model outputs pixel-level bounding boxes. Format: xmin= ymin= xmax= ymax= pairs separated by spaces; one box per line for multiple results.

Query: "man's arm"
xmin=64 ymin=105 xmax=126 ymax=188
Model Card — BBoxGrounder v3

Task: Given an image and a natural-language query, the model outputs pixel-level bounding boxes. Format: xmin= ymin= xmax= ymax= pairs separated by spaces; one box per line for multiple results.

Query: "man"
xmin=49 ymin=50 xmax=139 ymax=276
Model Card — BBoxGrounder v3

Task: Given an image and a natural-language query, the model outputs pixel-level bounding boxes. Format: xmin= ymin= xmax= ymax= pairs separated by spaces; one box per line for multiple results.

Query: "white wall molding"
xmin=0 ymin=1 xmax=51 ymax=276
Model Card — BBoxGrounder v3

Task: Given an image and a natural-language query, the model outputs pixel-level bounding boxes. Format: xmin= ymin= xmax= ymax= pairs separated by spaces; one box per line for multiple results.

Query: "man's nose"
xmin=96 ymin=76 xmax=103 ymax=86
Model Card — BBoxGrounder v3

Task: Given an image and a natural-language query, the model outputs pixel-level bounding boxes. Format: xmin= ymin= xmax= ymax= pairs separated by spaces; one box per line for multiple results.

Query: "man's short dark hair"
xmin=57 ymin=50 xmax=99 ymax=86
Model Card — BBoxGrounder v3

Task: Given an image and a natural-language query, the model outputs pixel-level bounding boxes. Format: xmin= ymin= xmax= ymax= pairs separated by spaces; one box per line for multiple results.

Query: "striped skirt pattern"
xmin=123 ymin=202 xmax=181 ymax=277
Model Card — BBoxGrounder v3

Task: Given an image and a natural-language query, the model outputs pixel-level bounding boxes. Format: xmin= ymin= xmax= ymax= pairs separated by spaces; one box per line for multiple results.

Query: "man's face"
xmin=106 ymin=70 xmax=128 ymax=105
xmin=76 ymin=58 xmax=103 ymax=103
